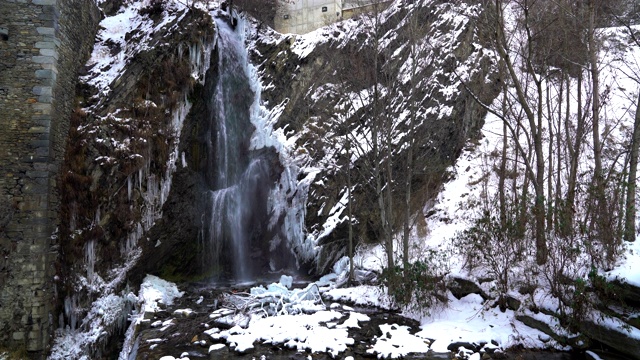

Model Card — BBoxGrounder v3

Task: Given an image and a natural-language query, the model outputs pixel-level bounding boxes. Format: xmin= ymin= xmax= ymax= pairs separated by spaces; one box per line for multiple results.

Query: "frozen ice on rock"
xmin=279 ymin=274 xmax=293 ymax=289
xmin=139 ymin=275 xmax=183 ymax=314
xmin=333 ymin=256 xmax=349 ymax=274
xmin=316 ymin=273 xmax=337 ymax=287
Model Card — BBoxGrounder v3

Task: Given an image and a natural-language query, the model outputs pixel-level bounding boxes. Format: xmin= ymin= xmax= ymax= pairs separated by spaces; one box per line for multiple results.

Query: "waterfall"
xmin=200 ymin=16 xmax=273 ymax=281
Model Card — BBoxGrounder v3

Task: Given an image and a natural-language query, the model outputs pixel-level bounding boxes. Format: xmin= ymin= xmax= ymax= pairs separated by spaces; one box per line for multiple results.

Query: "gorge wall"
xmin=0 ymin=0 xmax=100 ymax=353
xmin=249 ymin=0 xmax=500 ymax=272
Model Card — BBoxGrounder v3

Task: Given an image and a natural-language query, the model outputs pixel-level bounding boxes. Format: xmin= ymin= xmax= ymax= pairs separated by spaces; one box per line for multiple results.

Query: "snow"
xmin=417 ymin=293 xmax=558 ymax=353
xmin=607 ymin=240 xmax=640 ymax=286
xmin=208 ymin=343 xmax=226 ymax=352
xmin=585 ymin=350 xmax=603 ymax=360
xmin=211 ymin=310 xmax=352 ymax=356
xmin=325 ymin=285 xmax=394 ymax=309
xmin=367 ymin=324 xmax=431 ymax=359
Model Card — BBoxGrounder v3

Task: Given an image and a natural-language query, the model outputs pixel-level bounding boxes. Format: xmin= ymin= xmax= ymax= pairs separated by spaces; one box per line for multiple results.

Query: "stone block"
xmin=28 ymin=126 xmax=49 ymax=133
xmin=27 ymin=334 xmax=42 ymax=352
xmin=35 ymin=132 xmax=50 ymax=140
xmin=12 ymin=331 xmax=24 ymax=341
xmin=33 ymin=0 xmax=56 ymax=5
xmin=35 ymin=27 xmax=55 ymax=36
xmin=38 ymin=94 xmax=52 ymax=103
xmin=21 ymin=155 xmax=50 ymax=163
xmin=40 ymin=62 xmax=58 ymax=72
xmin=34 ymin=41 xmax=55 ymax=49
xmin=31 ymin=115 xmax=52 ymax=126
xmin=38 ymin=48 xmax=58 ymax=58
xmin=22 ymin=183 xmax=48 ymax=195
xmin=32 ymin=86 xmax=52 ymax=96
xmin=38 ymin=12 xmax=55 ymax=21
xmin=25 ymin=170 xmax=49 ymax=178
xmin=32 ymin=103 xmax=51 ymax=114
xmin=32 ymin=55 xmax=55 ymax=64
xmin=35 ymin=147 xmax=50 ymax=157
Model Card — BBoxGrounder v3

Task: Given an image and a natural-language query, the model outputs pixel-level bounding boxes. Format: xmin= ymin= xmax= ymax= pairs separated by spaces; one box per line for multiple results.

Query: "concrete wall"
xmin=342 ymin=0 xmax=391 ymax=20
xmin=275 ymin=0 xmax=342 ymax=34
xmin=0 ymin=0 xmax=99 ymax=354
xmin=274 ymin=0 xmax=390 ymax=34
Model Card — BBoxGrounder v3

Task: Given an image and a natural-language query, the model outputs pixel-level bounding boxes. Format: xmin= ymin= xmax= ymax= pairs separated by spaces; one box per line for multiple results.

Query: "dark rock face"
xmin=249 ymin=0 xmax=500 ymax=273
xmin=53 ymin=3 xmax=215 ymax=357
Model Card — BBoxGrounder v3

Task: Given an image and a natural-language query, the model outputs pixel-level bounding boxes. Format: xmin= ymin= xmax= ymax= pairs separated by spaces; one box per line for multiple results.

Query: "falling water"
xmin=200 ymin=16 xmax=271 ymax=281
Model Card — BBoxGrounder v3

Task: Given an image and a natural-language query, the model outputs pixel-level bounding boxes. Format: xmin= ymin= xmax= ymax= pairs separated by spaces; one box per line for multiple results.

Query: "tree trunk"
xmin=624 ymin=91 xmax=640 ymax=242
xmin=565 ymin=72 xmax=585 ymax=236
xmin=588 ymin=0 xmax=608 ymax=244
xmin=347 ymin=135 xmax=355 ymax=284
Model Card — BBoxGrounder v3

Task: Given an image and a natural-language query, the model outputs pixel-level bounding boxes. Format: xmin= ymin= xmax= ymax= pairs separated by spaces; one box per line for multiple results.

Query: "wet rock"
xmin=505 ymin=295 xmax=521 ymax=311
xmin=447 ymin=341 xmax=479 ymax=352
xmin=579 ymin=319 xmax=640 ymax=360
xmin=515 ymin=314 xmax=567 ymax=345
xmin=610 ymin=279 xmax=640 ymax=307
xmin=448 ymin=276 xmax=490 ymax=300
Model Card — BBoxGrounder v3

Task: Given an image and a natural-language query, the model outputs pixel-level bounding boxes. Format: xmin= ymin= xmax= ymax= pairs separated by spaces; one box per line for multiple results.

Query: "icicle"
xmin=127 ymin=175 xmax=132 ymax=201
xmin=85 ymin=239 xmax=96 ymax=286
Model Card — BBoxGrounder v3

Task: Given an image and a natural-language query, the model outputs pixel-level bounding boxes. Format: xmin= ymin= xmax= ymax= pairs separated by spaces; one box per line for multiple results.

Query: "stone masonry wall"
xmin=0 ymin=0 xmax=99 ymax=354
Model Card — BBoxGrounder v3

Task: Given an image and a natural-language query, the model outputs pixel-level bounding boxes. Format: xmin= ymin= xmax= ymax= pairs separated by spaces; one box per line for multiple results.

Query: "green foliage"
xmin=453 ymin=208 xmax=524 ymax=297
xmin=383 ymin=250 xmax=449 ymax=315
xmin=566 ymin=266 xmax=624 ymax=331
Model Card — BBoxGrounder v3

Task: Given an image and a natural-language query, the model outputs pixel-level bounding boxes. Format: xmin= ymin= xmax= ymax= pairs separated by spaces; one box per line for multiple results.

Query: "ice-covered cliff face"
xmin=52 ymin=0 xmax=215 ymax=357
xmin=247 ymin=0 xmax=500 ymax=272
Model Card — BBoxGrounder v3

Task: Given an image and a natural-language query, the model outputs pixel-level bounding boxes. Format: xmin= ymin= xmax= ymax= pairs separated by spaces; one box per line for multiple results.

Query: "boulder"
xmin=448 ymin=276 xmax=490 ymax=300
xmin=610 ymin=279 xmax=640 ymax=307
xmin=515 ymin=314 xmax=568 ymax=345
xmin=579 ymin=319 xmax=640 ymax=360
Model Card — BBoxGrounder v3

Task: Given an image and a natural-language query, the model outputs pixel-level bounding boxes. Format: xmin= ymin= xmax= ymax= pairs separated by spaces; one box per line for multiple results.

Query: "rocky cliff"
xmin=247 ymin=0 xmax=499 ymax=272
xmin=49 ymin=1 xmax=215 ymax=357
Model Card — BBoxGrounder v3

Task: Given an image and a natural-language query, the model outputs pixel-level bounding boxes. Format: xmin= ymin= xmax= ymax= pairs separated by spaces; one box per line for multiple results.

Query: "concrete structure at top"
xmin=0 ymin=0 xmax=99 ymax=356
xmin=275 ymin=0 xmax=388 ymax=34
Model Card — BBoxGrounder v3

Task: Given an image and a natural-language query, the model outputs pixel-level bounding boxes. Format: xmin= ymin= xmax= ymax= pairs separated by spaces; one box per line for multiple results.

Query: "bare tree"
xmin=622 ymin=25 xmax=640 ymax=242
